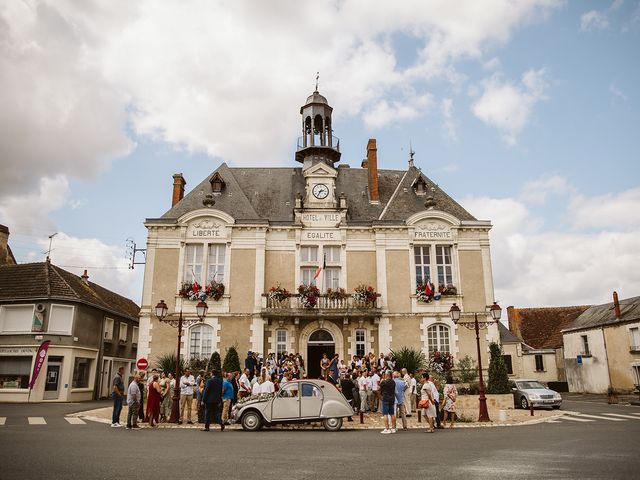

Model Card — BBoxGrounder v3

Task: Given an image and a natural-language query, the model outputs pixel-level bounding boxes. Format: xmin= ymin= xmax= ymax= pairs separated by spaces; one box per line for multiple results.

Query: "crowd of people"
xmin=109 ymin=350 xmax=459 ymax=434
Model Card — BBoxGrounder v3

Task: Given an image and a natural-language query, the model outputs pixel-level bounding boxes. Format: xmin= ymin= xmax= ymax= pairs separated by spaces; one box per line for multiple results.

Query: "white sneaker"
xmin=380 ymin=429 xmax=391 ymax=434
xmin=110 ymin=423 xmax=121 ymax=428
xmin=391 ymin=428 xmax=397 ymax=433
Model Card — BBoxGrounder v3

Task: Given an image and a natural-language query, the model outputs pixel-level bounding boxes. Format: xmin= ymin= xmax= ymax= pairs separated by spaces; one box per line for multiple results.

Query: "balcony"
xmin=261 ymin=293 xmax=381 ymax=318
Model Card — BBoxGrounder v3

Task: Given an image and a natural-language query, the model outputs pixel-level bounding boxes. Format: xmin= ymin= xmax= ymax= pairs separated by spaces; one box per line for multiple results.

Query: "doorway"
xmin=43 ymin=357 xmax=62 ymax=400
xmin=306 ymin=329 xmax=335 ymax=378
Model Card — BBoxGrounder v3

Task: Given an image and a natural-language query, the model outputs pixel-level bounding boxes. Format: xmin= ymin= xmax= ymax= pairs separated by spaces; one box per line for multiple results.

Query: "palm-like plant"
xmin=153 ymin=352 xmax=187 ymax=376
xmin=391 ymin=347 xmax=427 ymax=374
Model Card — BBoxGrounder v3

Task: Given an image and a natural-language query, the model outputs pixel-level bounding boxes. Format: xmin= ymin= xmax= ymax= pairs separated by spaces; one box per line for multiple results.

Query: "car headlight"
xmin=529 ymin=393 xmax=539 ymax=400
xmin=554 ymin=393 xmax=561 ymax=399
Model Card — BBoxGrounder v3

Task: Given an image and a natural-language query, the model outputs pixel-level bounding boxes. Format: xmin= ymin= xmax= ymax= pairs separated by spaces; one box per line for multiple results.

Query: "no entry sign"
xmin=136 ymin=358 xmax=149 ymax=370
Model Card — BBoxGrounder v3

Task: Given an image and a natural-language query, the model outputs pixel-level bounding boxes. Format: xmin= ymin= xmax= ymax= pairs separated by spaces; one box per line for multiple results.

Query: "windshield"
xmin=517 ymin=381 xmax=545 ymax=390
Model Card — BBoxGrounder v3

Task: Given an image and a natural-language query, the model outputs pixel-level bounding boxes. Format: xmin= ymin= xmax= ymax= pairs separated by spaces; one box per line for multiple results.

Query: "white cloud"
xmin=483 ymin=57 xmax=501 ymax=71
xmin=580 ymin=10 xmax=610 ymax=31
xmin=440 ymin=98 xmax=457 ymax=141
xmin=364 ymin=94 xmax=432 ymax=129
xmin=471 ymin=68 xmax=548 ymax=144
xmin=461 ymin=184 xmax=640 ymax=307
xmin=609 ymin=83 xmax=629 ymax=102
xmin=568 ymin=187 xmax=640 ymax=231
xmin=520 ymin=175 xmax=575 ymax=205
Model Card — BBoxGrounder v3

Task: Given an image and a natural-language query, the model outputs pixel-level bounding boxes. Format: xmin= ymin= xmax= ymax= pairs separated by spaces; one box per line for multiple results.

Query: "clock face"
xmin=312 ymin=183 xmax=330 ymax=199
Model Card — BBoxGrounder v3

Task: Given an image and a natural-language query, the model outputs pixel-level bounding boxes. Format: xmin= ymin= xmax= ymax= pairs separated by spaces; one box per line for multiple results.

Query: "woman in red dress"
xmin=147 ymin=374 xmax=162 ymax=427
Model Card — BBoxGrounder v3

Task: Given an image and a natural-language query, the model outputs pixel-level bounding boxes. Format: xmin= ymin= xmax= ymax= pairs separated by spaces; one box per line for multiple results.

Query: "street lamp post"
xmin=449 ymin=301 xmax=502 ymax=422
xmin=154 ymin=299 xmax=208 ymax=423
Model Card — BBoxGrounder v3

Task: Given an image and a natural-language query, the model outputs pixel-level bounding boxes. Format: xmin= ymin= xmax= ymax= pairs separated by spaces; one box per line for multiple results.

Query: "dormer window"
xmin=412 ymin=175 xmax=428 ymax=196
xmin=209 ymin=172 xmax=225 ymax=195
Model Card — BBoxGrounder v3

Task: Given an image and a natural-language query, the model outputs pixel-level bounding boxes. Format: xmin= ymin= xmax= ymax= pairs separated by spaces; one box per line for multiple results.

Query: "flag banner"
xmin=28 ymin=340 xmax=51 ymax=390
xmin=314 ymin=254 xmax=326 ymax=280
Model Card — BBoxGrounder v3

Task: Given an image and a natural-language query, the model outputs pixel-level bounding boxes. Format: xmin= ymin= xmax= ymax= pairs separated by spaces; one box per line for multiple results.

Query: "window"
xmin=279 ymin=382 xmax=299 ymax=398
xmin=0 ymin=305 xmax=33 ymax=333
xmin=300 ymin=267 xmax=317 ymax=286
xmin=72 ymin=357 xmax=92 ymax=388
xmin=184 ymin=244 xmax=204 ymax=283
xmin=630 ymin=327 xmax=640 ymax=351
xmin=633 ymin=365 xmax=640 ymax=385
xmin=0 ymin=356 xmax=31 ymax=389
xmin=426 ymin=324 xmax=450 ymax=353
xmin=119 ymin=323 xmax=128 ymax=342
xmin=581 ymin=335 xmax=590 ymax=356
xmin=276 ymin=329 xmax=288 ymax=356
xmin=324 ymin=246 xmax=341 ymax=263
xmin=414 ymin=246 xmax=431 ymax=284
xmin=132 ymin=326 xmax=139 ymax=345
xmin=435 ymin=245 xmax=453 ymax=286
xmin=207 ymin=244 xmax=226 ymax=283
xmin=534 ymin=354 xmax=544 ymax=372
xmin=324 ymin=267 xmax=341 ymax=291
xmin=104 ymin=318 xmax=114 ymax=340
xmin=189 ymin=324 xmax=213 ymax=359
xmin=355 ymin=329 xmax=366 ymax=358
xmin=503 ymin=355 xmax=513 ymax=375
xmin=301 ymin=383 xmax=322 ymax=397
xmin=48 ymin=304 xmax=74 ymax=334
xmin=300 ymin=246 xmax=318 ymax=263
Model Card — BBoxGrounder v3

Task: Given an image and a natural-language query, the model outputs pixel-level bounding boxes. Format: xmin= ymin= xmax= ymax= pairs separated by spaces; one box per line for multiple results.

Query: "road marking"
xmin=562 ymin=416 xmax=593 ymax=422
xmin=64 ymin=417 xmax=86 ymax=425
xmin=602 ymin=413 xmax=640 ymax=420
xmin=629 ymin=412 xmax=640 ymax=416
xmin=0 ymin=417 xmax=5 ymax=425
xmin=27 ymin=417 xmax=47 ymax=425
xmin=576 ymin=413 xmax=625 ymax=421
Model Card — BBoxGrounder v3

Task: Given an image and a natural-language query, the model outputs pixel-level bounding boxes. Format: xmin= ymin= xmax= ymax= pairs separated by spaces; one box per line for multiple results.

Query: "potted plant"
xmin=353 ymin=284 xmax=378 ymax=306
xmin=326 ymin=288 xmax=349 ymax=301
xmin=438 ymin=284 xmax=458 ymax=296
xmin=416 ymin=281 xmax=435 ymax=303
xmin=268 ymin=284 xmax=290 ymax=302
xmin=298 ymin=284 xmax=320 ymax=308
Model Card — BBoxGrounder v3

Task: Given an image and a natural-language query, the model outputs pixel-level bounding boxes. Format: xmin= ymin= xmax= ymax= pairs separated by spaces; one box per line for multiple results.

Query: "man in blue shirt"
xmin=221 ymin=372 xmax=235 ymax=425
xmin=393 ymin=371 xmax=408 ymax=430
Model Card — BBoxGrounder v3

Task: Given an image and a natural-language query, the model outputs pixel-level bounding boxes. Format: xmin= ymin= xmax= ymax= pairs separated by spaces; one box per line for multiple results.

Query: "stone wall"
xmin=455 ymin=393 xmax=514 ymax=411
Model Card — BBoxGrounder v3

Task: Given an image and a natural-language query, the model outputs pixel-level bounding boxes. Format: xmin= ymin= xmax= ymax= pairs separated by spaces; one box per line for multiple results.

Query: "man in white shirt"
xmin=402 ymin=368 xmax=413 ymax=416
xmin=371 ymin=369 xmax=381 ymax=413
xmin=179 ymin=368 xmax=195 ymax=425
xmin=238 ymin=368 xmax=251 ymax=398
xmin=410 ymin=374 xmax=417 ymax=413
xmin=260 ymin=376 xmax=275 ymax=394
xmin=429 ymin=375 xmax=442 ymax=428
xmin=357 ymin=370 xmax=369 ymax=412
xmin=126 ymin=373 xmax=141 ymax=429
xmin=252 ymin=377 xmax=263 ymax=395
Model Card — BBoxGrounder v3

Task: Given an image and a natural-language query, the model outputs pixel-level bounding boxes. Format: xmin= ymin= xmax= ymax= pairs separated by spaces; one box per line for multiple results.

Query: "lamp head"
xmin=196 ymin=300 xmax=208 ymax=320
xmin=154 ymin=299 xmax=168 ymax=320
xmin=490 ymin=302 xmax=502 ymax=321
xmin=449 ymin=303 xmax=461 ymax=323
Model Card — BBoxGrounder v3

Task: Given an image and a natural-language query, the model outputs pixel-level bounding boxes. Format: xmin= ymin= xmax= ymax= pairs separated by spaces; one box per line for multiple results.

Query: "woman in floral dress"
xmin=442 ymin=375 xmax=458 ymax=428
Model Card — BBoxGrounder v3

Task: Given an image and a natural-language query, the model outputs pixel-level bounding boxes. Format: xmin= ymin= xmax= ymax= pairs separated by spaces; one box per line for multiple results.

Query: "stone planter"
xmin=456 ymin=393 xmax=514 ymax=411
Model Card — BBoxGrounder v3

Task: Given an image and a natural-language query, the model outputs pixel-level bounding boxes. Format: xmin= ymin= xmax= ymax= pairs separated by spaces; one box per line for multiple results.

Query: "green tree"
xmin=391 ymin=347 xmax=427 ymax=374
xmin=486 ymin=342 xmax=510 ymax=394
xmin=223 ymin=345 xmax=241 ymax=373
xmin=208 ymin=351 xmax=221 ymax=373
xmin=457 ymin=355 xmax=478 ymax=384
xmin=153 ymin=352 xmax=187 ymax=377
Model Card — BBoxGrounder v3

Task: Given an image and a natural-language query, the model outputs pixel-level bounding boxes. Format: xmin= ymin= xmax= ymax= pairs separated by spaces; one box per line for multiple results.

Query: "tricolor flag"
xmin=314 ymin=255 xmax=326 ymax=280
xmin=424 ymin=280 xmax=432 ymax=296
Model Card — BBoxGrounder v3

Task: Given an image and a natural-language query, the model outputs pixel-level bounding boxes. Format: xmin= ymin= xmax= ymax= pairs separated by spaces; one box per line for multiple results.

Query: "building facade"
xmin=138 ymin=90 xmax=500 ymax=377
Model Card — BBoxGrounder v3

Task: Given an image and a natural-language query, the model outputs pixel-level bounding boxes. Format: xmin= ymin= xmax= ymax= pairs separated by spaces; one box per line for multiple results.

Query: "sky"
xmin=0 ymin=0 xmax=639 ymax=308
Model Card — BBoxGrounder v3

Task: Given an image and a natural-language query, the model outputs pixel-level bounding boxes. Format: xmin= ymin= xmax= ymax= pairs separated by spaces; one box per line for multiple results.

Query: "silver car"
xmin=231 ymin=379 xmax=353 ymax=431
xmin=511 ymin=379 xmax=562 ymax=409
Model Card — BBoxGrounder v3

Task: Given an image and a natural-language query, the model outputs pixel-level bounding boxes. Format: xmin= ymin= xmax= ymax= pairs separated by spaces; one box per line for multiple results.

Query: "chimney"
xmin=172 ymin=173 xmax=186 ymax=207
xmin=507 ymin=306 xmax=522 ymax=340
xmin=81 ymin=269 xmax=89 ymax=284
xmin=613 ymin=291 xmax=621 ymax=319
xmin=365 ymin=138 xmax=379 ymax=203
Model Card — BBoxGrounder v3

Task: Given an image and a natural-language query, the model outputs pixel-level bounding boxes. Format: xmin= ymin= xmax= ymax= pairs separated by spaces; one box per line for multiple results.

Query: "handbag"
xmin=418 ymin=399 xmax=430 ymax=409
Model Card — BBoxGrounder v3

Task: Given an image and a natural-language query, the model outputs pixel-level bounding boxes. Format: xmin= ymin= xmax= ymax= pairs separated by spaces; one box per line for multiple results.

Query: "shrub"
xmin=457 ymin=355 xmax=478 ymax=384
xmin=153 ymin=353 xmax=187 ymax=377
xmin=223 ymin=345 xmax=241 ymax=373
xmin=486 ymin=342 xmax=510 ymax=394
xmin=208 ymin=351 xmax=221 ymax=373
xmin=391 ymin=347 xmax=427 ymax=374
xmin=188 ymin=357 xmax=208 ymax=374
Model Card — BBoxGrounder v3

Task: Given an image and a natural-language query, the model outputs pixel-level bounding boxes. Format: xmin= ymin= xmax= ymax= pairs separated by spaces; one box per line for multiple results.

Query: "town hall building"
xmin=138 ymin=89 xmax=500 ymax=377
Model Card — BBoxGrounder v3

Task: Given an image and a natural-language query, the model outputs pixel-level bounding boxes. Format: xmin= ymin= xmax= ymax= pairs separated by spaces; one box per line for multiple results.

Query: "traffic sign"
xmin=136 ymin=358 xmax=149 ymax=370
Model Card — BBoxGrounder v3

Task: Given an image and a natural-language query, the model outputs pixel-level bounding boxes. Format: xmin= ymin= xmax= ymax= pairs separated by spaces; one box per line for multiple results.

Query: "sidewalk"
xmin=562 ymin=392 xmax=640 ymax=405
xmin=70 ymin=403 xmax=566 ymax=430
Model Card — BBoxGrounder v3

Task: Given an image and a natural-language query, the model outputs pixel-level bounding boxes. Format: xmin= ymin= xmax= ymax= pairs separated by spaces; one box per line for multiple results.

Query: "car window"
xmin=518 ymin=381 xmax=545 ymax=390
xmin=301 ymin=383 xmax=322 ymax=398
xmin=279 ymin=383 xmax=299 ymax=398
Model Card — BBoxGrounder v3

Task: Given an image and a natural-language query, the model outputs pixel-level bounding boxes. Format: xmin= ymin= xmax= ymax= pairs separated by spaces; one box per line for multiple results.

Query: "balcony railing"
xmin=262 ymin=293 xmax=380 ymax=317
xmin=297 ymin=136 xmax=340 ymax=152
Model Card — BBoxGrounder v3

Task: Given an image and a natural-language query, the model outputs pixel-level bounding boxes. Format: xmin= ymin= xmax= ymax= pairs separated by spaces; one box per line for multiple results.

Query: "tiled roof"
xmin=508 ymin=305 xmax=590 ymax=349
xmin=0 ymin=261 xmax=139 ymax=321
xmin=153 ymin=163 xmax=477 ymax=224
xmin=563 ymin=296 xmax=640 ymax=333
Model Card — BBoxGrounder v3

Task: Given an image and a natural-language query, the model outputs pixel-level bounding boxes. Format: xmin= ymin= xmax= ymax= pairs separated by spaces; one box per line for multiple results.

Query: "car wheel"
xmin=322 ymin=417 xmax=343 ymax=432
xmin=520 ymin=396 xmax=529 ymax=409
xmin=241 ymin=411 xmax=262 ymax=431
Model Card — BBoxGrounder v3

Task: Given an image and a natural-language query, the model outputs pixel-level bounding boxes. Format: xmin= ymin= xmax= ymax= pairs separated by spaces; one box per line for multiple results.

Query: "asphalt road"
xmin=1 ymin=399 xmax=639 ymax=480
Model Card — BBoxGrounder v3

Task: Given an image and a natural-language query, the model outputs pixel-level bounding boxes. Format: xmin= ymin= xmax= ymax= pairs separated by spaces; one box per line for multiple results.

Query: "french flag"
xmin=314 ymin=255 xmax=326 ymax=280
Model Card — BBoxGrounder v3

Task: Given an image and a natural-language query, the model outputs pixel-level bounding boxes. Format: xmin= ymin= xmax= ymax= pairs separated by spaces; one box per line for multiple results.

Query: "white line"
xmin=562 ymin=416 xmax=594 ymax=422
xmin=602 ymin=413 xmax=640 ymax=420
xmin=576 ymin=413 xmax=625 ymax=421
xmin=0 ymin=417 xmax=5 ymax=425
xmin=64 ymin=417 xmax=86 ymax=425
xmin=27 ymin=417 xmax=47 ymax=425
xmin=629 ymin=412 xmax=640 ymax=416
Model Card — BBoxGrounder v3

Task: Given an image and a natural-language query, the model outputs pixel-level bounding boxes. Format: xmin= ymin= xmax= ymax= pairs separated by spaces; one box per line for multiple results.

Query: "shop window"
xmin=503 ymin=355 xmax=513 ymax=375
xmin=535 ymin=354 xmax=544 ymax=372
xmin=355 ymin=329 xmax=366 ymax=358
xmin=0 ymin=305 xmax=33 ymax=333
xmin=104 ymin=318 xmax=114 ymax=340
xmin=435 ymin=245 xmax=453 ymax=286
xmin=276 ymin=329 xmax=288 ymax=356
xmin=72 ymin=357 xmax=92 ymax=388
xmin=207 ymin=244 xmax=226 ymax=283
xmin=427 ymin=324 xmax=450 ymax=353
xmin=414 ymin=246 xmax=431 ymax=284
xmin=48 ymin=304 xmax=74 ymax=334
xmin=189 ymin=324 xmax=213 ymax=359
xmin=0 ymin=356 xmax=31 ymax=389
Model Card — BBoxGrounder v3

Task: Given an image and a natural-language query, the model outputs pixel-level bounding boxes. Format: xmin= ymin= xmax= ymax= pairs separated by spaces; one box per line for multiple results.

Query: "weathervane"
xmin=315 ymin=71 xmax=319 ymax=92
xmin=409 ymin=141 xmax=415 ymax=167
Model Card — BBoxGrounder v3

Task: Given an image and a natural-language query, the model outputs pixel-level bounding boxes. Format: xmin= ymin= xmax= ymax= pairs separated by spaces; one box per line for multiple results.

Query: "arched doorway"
xmin=306 ymin=329 xmax=335 ymax=378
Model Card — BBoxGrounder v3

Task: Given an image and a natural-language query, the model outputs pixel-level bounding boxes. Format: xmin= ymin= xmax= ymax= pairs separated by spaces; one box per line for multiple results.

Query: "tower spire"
xmin=409 ymin=141 xmax=415 ymax=167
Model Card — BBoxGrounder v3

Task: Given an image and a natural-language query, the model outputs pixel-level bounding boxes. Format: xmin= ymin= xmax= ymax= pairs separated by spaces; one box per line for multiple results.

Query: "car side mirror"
xmin=511 ymin=387 xmax=517 ymax=392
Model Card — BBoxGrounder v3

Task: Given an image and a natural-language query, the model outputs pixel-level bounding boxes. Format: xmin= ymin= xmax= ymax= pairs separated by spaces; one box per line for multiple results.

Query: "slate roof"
xmin=153 ymin=163 xmax=476 ymax=224
xmin=563 ymin=296 xmax=640 ymax=333
xmin=508 ymin=306 xmax=590 ymax=349
xmin=498 ymin=321 xmax=521 ymax=344
xmin=0 ymin=261 xmax=139 ymax=321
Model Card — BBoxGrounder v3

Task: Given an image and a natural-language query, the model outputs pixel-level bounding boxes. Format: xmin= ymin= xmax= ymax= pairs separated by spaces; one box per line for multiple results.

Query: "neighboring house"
xmin=506 ymin=305 xmax=589 ymax=387
xmin=0 ymin=224 xmax=17 ymax=266
xmin=563 ymin=292 xmax=640 ymax=394
xmin=139 ymin=88 xmax=502 ymax=378
xmin=0 ymin=257 xmax=140 ymax=402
